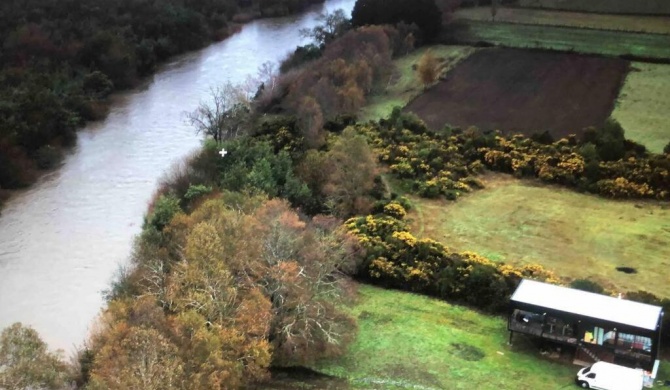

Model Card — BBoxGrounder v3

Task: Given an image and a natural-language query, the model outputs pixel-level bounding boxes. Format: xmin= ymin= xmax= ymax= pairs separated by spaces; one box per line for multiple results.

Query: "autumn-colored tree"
xmin=85 ymin=195 xmax=358 ymax=387
xmin=163 ymin=201 xmax=273 ymax=387
xmin=417 ymin=50 xmax=439 ymax=89
xmin=87 ymin=326 xmax=185 ymax=390
xmin=169 ymin=221 xmax=236 ymax=323
xmin=249 ymin=200 xmax=358 ymax=365
xmin=168 ymin=308 xmax=270 ymax=390
xmin=323 ymin=127 xmax=378 ymax=217
xmin=296 ymin=96 xmax=325 ymax=149
xmin=339 ymin=81 xmax=366 ymax=113
xmin=284 ymin=26 xmax=394 ymax=136
xmin=0 ymin=323 xmax=70 ymax=390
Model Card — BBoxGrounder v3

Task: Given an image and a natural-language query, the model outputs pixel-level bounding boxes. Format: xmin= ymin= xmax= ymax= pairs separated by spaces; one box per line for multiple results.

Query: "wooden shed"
xmin=508 ymin=279 xmax=663 ymax=372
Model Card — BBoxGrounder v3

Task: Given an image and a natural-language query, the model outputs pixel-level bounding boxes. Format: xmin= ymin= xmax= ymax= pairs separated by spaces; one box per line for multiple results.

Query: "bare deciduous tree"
xmin=257 ymin=61 xmax=279 ymax=94
xmin=186 ymin=82 xmax=252 ymax=143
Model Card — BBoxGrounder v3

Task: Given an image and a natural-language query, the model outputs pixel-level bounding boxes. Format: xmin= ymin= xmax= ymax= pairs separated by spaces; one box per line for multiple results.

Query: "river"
xmin=0 ymin=0 xmax=356 ymax=354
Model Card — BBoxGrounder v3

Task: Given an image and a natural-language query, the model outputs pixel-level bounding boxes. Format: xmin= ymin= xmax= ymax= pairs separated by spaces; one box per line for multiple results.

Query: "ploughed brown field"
xmin=405 ymin=48 xmax=629 ymax=138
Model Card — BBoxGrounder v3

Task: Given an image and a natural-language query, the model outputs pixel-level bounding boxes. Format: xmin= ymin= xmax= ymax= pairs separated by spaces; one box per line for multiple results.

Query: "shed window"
xmin=618 ymin=333 xmax=652 ymax=353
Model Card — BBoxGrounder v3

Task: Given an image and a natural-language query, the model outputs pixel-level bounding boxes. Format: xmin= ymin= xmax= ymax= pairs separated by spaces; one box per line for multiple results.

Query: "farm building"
xmin=508 ymin=279 xmax=664 ymax=372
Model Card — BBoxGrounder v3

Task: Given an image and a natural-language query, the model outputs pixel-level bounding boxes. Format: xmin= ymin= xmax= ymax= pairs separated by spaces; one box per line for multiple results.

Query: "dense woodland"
xmin=0 ymin=0 xmax=324 ymax=196
xmin=3 ymin=0 xmax=670 ymax=388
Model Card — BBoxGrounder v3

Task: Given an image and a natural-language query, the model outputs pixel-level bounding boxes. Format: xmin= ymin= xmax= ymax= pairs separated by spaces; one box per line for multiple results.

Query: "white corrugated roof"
xmin=511 ymin=279 xmax=663 ymax=331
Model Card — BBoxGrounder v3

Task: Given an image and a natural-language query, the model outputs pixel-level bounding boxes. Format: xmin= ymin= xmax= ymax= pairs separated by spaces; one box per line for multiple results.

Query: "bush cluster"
xmin=346 ymin=202 xmax=559 ymax=313
xmin=361 ymin=110 xmax=670 ymax=201
xmin=357 ymin=109 xmax=486 ymax=200
xmin=479 ymin=133 xmax=670 ymax=200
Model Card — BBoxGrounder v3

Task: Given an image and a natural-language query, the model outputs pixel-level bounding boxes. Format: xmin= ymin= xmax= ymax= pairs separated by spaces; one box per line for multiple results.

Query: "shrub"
xmin=34 ymin=145 xmax=63 ymax=169
xmin=347 ymin=213 xmax=558 ymax=314
xmin=417 ymin=50 xmax=439 ymax=88
xmin=391 ymin=195 xmax=412 ymax=211
xmin=147 ymin=194 xmax=181 ymax=231
xmin=582 ymin=119 xmax=626 ymax=162
xmin=280 ymin=44 xmax=322 ymax=73
xmin=184 ymin=184 xmax=213 ymax=201
xmin=383 ymin=201 xmax=407 ymax=219
xmin=570 ymin=279 xmax=605 ymax=294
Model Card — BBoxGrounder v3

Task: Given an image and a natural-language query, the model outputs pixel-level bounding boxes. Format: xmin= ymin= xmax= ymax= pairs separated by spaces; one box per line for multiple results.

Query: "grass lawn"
xmin=612 ymin=62 xmax=670 ymax=154
xmin=314 ymin=284 xmax=576 ymax=389
xmin=516 ymin=0 xmax=670 ymax=15
xmin=359 ymin=45 xmax=476 ymax=122
xmin=407 ymin=173 xmax=670 ymax=298
xmin=455 ymin=7 xmax=670 ymax=35
xmin=446 ymin=20 xmax=670 ymax=60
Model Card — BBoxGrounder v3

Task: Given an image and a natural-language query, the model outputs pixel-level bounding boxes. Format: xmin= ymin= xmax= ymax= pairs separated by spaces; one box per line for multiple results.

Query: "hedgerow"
xmin=356 ymin=109 xmax=670 ymax=201
xmin=346 ymin=202 xmax=559 ymax=313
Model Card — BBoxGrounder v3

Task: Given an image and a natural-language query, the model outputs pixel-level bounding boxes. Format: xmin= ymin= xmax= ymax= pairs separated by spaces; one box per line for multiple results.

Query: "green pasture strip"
xmin=408 ymin=174 xmax=670 ymax=298
xmin=359 ymin=45 xmax=477 ymax=122
xmin=612 ymin=62 xmax=670 ymax=154
xmin=516 ymin=0 xmax=670 ymax=15
xmin=446 ymin=20 xmax=670 ymax=60
xmin=314 ymin=284 xmax=576 ymax=389
xmin=455 ymin=7 xmax=670 ymax=35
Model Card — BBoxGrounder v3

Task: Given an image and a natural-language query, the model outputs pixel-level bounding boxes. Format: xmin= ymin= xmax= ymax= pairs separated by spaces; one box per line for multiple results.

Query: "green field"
xmin=612 ymin=62 xmax=670 ymax=154
xmin=359 ymin=45 xmax=476 ymax=121
xmin=517 ymin=0 xmax=670 ymax=15
xmin=313 ymin=284 xmax=576 ymax=389
xmin=408 ymin=174 xmax=670 ymax=298
xmin=455 ymin=7 xmax=670 ymax=34
xmin=446 ymin=20 xmax=670 ymax=60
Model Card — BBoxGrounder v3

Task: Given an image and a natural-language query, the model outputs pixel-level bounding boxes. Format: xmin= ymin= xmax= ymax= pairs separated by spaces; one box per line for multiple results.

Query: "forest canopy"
xmin=0 ymin=0 xmax=324 ymax=192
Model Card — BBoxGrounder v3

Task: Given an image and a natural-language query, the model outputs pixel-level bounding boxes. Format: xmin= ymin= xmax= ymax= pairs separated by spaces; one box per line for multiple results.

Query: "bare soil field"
xmin=405 ymin=48 xmax=628 ymax=138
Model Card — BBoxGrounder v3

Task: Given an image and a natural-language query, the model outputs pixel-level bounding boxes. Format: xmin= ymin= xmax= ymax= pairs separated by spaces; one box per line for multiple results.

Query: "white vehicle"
xmin=575 ymin=362 xmax=644 ymax=390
